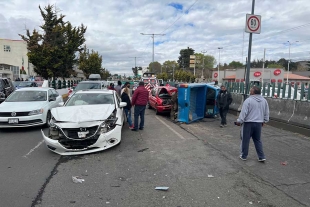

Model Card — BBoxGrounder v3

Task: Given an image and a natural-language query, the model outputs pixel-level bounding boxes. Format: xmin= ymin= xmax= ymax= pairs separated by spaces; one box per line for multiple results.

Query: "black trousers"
xmin=219 ymin=107 xmax=228 ymax=125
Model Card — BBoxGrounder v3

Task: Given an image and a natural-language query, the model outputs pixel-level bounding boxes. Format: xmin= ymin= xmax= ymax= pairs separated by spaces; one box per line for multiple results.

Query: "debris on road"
xmin=207 ymin=174 xmax=214 ymax=178
xmin=249 ymin=201 xmax=253 ymax=204
xmin=72 ymin=176 xmax=85 ymax=183
xmin=110 ymin=183 xmax=120 ymax=187
xmin=281 ymin=161 xmax=288 ymax=166
xmin=155 ymin=187 xmax=169 ymax=191
xmin=138 ymin=148 xmax=149 ymax=152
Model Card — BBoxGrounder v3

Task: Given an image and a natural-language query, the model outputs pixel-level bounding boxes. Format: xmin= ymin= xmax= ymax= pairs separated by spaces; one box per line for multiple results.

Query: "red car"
xmin=148 ymin=86 xmax=177 ymax=114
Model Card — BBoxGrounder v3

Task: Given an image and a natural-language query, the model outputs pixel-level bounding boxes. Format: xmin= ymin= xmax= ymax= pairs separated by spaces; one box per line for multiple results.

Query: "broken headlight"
xmin=49 ymin=117 xmax=60 ymax=139
xmin=100 ymin=110 xmax=118 ymax=134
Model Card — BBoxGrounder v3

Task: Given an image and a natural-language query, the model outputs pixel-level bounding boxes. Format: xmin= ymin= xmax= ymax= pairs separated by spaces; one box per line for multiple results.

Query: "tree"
xmin=19 ymin=4 xmax=86 ymax=80
xmin=228 ymin=61 xmax=244 ymax=68
xmin=100 ymin=68 xmax=111 ymax=80
xmin=148 ymin=61 xmax=161 ymax=74
xmin=178 ymin=47 xmax=195 ymax=69
xmin=306 ymin=61 xmax=310 ymax=71
xmin=132 ymin=67 xmax=138 ymax=76
xmin=267 ymin=63 xmax=283 ymax=68
xmin=79 ymin=45 xmax=103 ymax=78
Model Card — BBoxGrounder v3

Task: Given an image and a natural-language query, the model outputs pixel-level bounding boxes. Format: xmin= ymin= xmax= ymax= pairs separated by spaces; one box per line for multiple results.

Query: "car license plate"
xmin=78 ymin=131 xmax=89 ymax=138
xmin=8 ymin=118 xmax=19 ymax=124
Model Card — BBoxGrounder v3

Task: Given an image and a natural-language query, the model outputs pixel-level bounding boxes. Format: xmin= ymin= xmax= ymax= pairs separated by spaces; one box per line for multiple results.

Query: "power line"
xmin=160 ymin=0 xmax=199 ymax=34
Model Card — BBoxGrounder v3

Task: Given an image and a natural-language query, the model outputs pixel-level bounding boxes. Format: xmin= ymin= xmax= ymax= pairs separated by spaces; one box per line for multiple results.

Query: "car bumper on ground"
xmin=157 ymin=105 xmax=171 ymax=113
xmin=0 ymin=114 xmax=45 ymax=128
xmin=42 ymin=125 xmax=122 ymax=155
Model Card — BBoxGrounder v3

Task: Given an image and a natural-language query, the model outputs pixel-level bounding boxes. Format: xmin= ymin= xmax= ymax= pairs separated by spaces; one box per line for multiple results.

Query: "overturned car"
xmin=148 ymin=86 xmax=177 ymax=115
xmin=42 ymin=90 xmax=126 ymax=155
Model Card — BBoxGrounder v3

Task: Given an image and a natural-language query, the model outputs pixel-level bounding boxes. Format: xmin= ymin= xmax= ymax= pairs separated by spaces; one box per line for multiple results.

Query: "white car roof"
xmin=74 ymin=89 xmax=113 ymax=94
xmin=16 ymin=87 xmax=54 ymax=92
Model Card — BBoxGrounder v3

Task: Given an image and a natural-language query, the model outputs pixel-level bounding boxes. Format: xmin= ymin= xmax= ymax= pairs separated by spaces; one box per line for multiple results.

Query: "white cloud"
xmin=1 ymin=0 xmax=310 ymax=76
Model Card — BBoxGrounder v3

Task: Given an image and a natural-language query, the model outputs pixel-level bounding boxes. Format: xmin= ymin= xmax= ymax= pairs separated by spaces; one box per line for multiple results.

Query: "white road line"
xmin=155 ymin=116 xmax=185 ymax=140
xmin=23 ymin=140 xmax=44 ymax=158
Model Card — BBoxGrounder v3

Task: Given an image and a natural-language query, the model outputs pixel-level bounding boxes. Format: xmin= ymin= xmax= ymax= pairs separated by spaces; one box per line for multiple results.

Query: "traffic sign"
xmin=245 ymin=14 xmax=261 ymax=34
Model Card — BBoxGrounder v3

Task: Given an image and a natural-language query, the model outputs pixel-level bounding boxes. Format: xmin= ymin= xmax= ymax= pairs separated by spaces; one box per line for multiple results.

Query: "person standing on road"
xmin=121 ymin=87 xmax=134 ymax=129
xmin=236 ymin=86 xmax=269 ymax=162
xmin=131 ymin=81 xmax=149 ymax=131
xmin=115 ymin=81 xmax=122 ymax=96
xmin=121 ymin=82 xmax=131 ymax=99
xmin=216 ymin=85 xmax=232 ymax=127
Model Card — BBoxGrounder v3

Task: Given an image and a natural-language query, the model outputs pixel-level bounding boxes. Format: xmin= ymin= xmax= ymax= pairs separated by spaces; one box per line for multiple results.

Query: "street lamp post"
xmin=201 ymin=50 xmax=207 ymax=78
xmin=286 ymin=41 xmax=299 ymax=84
xmin=218 ymin=47 xmax=223 ymax=83
xmin=140 ymin=33 xmax=165 ymax=72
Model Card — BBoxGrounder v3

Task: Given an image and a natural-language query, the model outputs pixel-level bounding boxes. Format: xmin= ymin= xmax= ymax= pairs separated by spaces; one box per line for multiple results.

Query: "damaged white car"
xmin=42 ymin=90 xmax=126 ymax=155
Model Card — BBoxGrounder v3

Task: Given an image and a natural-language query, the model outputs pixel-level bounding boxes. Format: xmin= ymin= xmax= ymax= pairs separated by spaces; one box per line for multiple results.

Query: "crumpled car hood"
xmin=51 ymin=104 xmax=115 ymax=123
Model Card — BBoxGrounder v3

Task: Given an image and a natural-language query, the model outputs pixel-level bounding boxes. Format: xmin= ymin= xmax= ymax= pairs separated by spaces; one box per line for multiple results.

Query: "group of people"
xmin=114 ymin=81 xmax=149 ymax=131
xmin=217 ymin=85 xmax=269 ymax=162
xmin=15 ymin=77 xmax=25 ymax=81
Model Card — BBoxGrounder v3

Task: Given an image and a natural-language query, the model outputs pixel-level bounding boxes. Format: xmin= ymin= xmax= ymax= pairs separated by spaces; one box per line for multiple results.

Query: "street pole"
xmin=218 ymin=47 xmax=223 ymax=83
xmin=140 ymin=33 xmax=165 ymax=72
xmin=262 ymin=48 xmax=266 ymax=86
xmin=245 ymin=0 xmax=255 ymax=98
xmin=173 ymin=65 xmax=175 ymax=82
xmin=287 ymin=41 xmax=290 ymax=84
xmin=201 ymin=50 xmax=207 ymax=78
xmin=194 ymin=56 xmax=196 ymax=76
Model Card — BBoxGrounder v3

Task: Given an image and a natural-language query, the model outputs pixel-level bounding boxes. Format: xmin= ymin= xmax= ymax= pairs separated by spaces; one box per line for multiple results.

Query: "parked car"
xmin=68 ymin=81 xmax=106 ymax=98
xmin=17 ymin=81 xmax=38 ymax=89
xmin=148 ymin=86 xmax=178 ymax=114
xmin=0 ymin=78 xmax=15 ymax=103
xmin=42 ymin=90 xmax=127 ymax=155
xmin=0 ymin=88 xmax=63 ymax=128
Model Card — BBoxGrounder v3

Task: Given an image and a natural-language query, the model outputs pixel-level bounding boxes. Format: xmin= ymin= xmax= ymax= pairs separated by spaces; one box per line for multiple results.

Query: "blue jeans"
xmin=124 ymin=108 xmax=132 ymax=126
xmin=134 ymin=105 xmax=146 ymax=130
xmin=241 ymin=122 xmax=265 ymax=159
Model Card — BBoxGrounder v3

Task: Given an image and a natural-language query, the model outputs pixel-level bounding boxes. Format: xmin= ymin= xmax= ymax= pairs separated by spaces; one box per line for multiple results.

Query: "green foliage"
xmin=178 ymin=47 xmax=195 ymax=69
xmin=19 ymin=4 xmax=86 ymax=79
xmin=157 ymin=72 xmax=169 ymax=81
xmin=100 ymin=68 xmax=111 ymax=80
xmin=174 ymin=70 xmax=195 ymax=82
xmin=79 ymin=45 xmax=103 ymax=78
xmin=148 ymin=61 xmax=161 ymax=73
xmin=20 ymin=69 xmax=27 ymax=74
xmin=267 ymin=63 xmax=283 ymax=68
xmin=228 ymin=61 xmax=244 ymax=68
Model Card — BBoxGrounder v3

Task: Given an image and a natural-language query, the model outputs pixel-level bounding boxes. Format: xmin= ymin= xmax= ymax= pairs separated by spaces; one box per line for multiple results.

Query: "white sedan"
xmin=42 ymin=90 xmax=126 ymax=155
xmin=0 ymin=88 xmax=63 ymax=128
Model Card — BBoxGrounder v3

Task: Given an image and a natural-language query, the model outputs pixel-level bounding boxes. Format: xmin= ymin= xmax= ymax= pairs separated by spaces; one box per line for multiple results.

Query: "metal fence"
xmin=224 ymin=82 xmax=310 ymax=101
xmin=48 ymin=79 xmax=81 ymax=89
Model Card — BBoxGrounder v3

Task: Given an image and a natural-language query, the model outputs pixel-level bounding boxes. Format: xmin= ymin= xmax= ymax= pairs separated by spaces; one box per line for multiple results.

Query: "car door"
xmin=47 ymin=89 xmax=58 ymax=110
xmin=149 ymin=88 xmax=156 ymax=107
xmin=51 ymin=89 xmax=62 ymax=103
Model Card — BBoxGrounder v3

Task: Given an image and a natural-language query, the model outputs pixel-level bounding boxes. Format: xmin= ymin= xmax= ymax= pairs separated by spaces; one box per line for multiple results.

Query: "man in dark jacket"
xmin=115 ymin=81 xmax=122 ymax=96
xmin=216 ymin=85 xmax=232 ymax=127
xmin=131 ymin=81 xmax=149 ymax=131
xmin=121 ymin=87 xmax=133 ymax=129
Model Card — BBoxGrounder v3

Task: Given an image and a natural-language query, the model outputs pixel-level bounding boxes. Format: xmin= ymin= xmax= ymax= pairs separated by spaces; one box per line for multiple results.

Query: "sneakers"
xmin=223 ymin=124 xmax=227 ymax=127
xmin=131 ymin=129 xmax=138 ymax=131
xmin=129 ymin=124 xmax=134 ymax=129
xmin=239 ymin=155 xmax=247 ymax=161
xmin=220 ymin=124 xmax=223 ymax=128
xmin=258 ymin=158 xmax=266 ymax=162
xmin=139 ymin=128 xmax=144 ymax=130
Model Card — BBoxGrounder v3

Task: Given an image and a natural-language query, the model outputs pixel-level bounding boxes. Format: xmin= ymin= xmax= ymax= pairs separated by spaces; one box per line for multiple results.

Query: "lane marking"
xmin=155 ymin=116 xmax=185 ymax=140
xmin=23 ymin=140 xmax=44 ymax=158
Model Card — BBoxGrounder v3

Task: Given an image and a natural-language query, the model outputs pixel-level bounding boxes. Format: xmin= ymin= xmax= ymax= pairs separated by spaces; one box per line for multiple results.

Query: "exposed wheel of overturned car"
xmin=45 ymin=111 xmax=51 ymax=128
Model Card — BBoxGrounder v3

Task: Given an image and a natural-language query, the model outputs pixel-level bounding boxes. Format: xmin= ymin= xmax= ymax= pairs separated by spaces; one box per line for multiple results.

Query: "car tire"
xmin=148 ymin=102 xmax=152 ymax=109
xmin=45 ymin=111 xmax=51 ymax=128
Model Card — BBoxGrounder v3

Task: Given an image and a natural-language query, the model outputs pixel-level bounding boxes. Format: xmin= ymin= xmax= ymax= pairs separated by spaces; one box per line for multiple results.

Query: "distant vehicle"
xmin=42 ymin=89 xmax=126 ymax=155
xmin=17 ymin=81 xmax=38 ymax=89
xmin=0 ymin=78 xmax=15 ymax=103
xmin=68 ymin=81 xmax=106 ymax=98
xmin=0 ymin=87 xmax=63 ymax=128
xmin=88 ymin=74 xmax=101 ymax=81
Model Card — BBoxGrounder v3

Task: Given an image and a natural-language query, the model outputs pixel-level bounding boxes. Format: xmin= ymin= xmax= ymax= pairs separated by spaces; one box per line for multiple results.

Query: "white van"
xmin=89 ymin=74 xmax=101 ymax=81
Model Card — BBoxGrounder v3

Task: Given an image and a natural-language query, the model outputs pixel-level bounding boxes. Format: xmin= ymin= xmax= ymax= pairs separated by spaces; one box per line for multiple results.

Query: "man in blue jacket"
xmin=236 ymin=86 xmax=269 ymax=162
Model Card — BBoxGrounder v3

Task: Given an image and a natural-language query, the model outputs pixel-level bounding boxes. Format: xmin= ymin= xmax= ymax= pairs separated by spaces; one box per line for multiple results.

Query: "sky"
xmin=1 ymin=0 xmax=310 ymax=75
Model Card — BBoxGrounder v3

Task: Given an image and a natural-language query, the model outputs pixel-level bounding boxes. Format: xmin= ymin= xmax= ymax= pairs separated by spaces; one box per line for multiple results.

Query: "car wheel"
xmin=45 ymin=111 xmax=51 ymax=128
xmin=148 ymin=102 xmax=152 ymax=109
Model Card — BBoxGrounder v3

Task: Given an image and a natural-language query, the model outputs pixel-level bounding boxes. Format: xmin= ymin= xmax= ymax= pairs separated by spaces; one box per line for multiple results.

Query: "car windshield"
xmin=75 ymin=83 xmax=101 ymax=91
xmin=5 ymin=91 xmax=47 ymax=102
xmin=66 ymin=93 xmax=114 ymax=106
xmin=19 ymin=82 xmax=33 ymax=87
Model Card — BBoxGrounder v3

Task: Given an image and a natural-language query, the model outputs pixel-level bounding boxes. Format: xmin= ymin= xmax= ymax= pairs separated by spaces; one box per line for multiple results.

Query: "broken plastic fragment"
xmin=281 ymin=161 xmax=288 ymax=166
xmin=155 ymin=187 xmax=169 ymax=191
xmin=249 ymin=201 xmax=253 ymax=204
xmin=207 ymin=174 xmax=214 ymax=178
xmin=72 ymin=176 xmax=85 ymax=183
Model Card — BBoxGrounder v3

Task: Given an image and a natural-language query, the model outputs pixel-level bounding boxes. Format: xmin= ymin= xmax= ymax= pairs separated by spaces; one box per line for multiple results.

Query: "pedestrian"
xmin=216 ymin=85 xmax=232 ymax=127
xmin=121 ymin=87 xmax=134 ymax=129
xmin=115 ymin=81 xmax=122 ymax=96
xmin=236 ymin=86 xmax=269 ymax=162
xmin=108 ymin=83 xmax=115 ymax=91
xmin=121 ymin=82 xmax=131 ymax=98
xmin=131 ymin=81 xmax=149 ymax=131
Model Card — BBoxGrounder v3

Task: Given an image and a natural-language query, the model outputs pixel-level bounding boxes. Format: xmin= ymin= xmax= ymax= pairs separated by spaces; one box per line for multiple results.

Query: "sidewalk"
xmin=175 ymin=113 xmax=310 ymax=206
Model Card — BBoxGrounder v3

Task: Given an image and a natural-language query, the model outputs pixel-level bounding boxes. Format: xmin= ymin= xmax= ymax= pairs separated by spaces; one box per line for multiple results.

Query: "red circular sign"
xmin=247 ymin=16 xmax=260 ymax=32
xmin=274 ymin=69 xmax=281 ymax=76
xmin=254 ymin=72 xmax=261 ymax=77
xmin=214 ymin=73 xmax=218 ymax=78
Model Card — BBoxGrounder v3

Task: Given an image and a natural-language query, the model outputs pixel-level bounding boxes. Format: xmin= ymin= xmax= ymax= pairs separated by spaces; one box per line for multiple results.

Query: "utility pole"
xmin=245 ymin=0 xmax=255 ymax=97
xmin=129 ymin=57 xmax=141 ymax=68
xmin=140 ymin=33 xmax=165 ymax=72
xmin=286 ymin=40 xmax=298 ymax=84
xmin=218 ymin=47 xmax=223 ymax=83
xmin=262 ymin=48 xmax=266 ymax=86
xmin=201 ymin=50 xmax=207 ymax=78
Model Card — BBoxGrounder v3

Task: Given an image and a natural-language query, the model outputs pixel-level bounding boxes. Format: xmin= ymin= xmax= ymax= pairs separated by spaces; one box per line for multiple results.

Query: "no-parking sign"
xmin=245 ymin=14 xmax=261 ymax=34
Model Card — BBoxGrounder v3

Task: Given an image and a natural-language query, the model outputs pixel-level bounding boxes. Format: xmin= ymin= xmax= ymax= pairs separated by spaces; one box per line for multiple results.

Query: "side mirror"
xmin=49 ymin=96 xmax=56 ymax=102
xmin=58 ymin=102 xmax=64 ymax=106
xmin=119 ymin=102 xmax=127 ymax=108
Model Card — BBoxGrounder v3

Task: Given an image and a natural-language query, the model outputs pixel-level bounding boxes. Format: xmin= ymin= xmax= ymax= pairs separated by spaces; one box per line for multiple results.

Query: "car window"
xmin=0 ymin=80 xmax=3 ymax=88
xmin=75 ymin=82 xmax=101 ymax=90
xmin=48 ymin=90 xmax=54 ymax=98
xmin=6 ymin=91 xmax=47 ymax=102
xmin=66 ymin=93 xmax=115 ymax=106
xmin=51 ymin=89 xmax=59 ymax=97
xmin=115 ymin=92 xmax=121 ymax=107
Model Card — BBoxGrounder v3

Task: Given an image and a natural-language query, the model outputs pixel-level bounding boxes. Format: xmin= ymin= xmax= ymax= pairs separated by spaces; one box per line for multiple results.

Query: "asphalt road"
xmin=0 ymin=109 xmax=309 ymax=207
